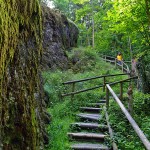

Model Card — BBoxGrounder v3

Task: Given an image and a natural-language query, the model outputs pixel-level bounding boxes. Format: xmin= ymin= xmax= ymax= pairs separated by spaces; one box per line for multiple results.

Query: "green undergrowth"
xmin=108 ymin=89 xmax=150 ymax=150
xmin=42 ymin=47 xmax=149 ymax=150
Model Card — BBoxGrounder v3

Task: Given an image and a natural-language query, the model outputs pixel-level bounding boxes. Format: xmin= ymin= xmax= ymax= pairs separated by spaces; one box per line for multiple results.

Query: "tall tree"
xmin=105 ymin=0 xmax=150 ymax=93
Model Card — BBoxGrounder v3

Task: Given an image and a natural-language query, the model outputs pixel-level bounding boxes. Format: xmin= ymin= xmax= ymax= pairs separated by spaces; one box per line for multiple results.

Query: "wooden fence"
xmin=101 ymin=55 xmax=130 ymax=74
xmin=62 ymin=73 xmax=127 ymax=98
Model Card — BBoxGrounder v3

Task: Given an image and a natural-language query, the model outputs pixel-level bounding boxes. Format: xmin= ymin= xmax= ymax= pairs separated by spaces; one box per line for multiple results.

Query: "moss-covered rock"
xmin=0 ymin=0 xmax=45 ymax=149
xmin=0 ymin=1 xmax=78 ymax=149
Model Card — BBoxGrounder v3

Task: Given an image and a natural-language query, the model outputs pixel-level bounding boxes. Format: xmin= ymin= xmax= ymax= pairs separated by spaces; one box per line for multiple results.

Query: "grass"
xmin=46 ymin=100 xmax=73 ymax=150
xmin=42 ymin=47 xmax=150 ymax=150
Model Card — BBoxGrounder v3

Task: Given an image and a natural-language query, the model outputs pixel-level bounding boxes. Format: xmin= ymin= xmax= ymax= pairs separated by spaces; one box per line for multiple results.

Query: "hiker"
xmin=117 ymin=52 xmax=123 ymax=65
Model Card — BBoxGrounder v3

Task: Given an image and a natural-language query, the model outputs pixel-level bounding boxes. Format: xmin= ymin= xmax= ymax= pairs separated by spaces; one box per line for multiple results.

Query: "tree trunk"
xmin=145 ymin=0 xmax=150 ymax=28
xmin=91 ymin=0 xmax=95 ymax=48
xmin=136 ymin=58 xmax=150 ymax=93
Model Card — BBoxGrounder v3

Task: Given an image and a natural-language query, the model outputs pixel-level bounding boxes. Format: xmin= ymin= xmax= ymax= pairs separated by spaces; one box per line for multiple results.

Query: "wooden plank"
xmin=61 ymin=85 xmax=103 ymax=97
xmin=71 ymin=122 xmax=99 ymax=128
xmin=63 ymin=73 xmax=127 ymax=84
xmin=99 ymin=99 xmax=106 ymax=103
xmin=80 ymin=107 xmax=102 ymax=112
xmin=109 ymin=76 xmax=138 ymax=86
xmin=68 ymin=132 xmax=106 ymax=139
xmin=71 ymin=143 xmax=109 ymax=150
xmin=71 ymin=122 xmax=108 ymax=129
xmin=77 ymin=113 xmax=101 ymax=121
xmin=87 ymin=103 xmax=105 ymax=107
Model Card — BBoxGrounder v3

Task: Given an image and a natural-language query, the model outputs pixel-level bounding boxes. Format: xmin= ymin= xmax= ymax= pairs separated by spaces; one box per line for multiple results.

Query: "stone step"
xmin=80 ymin=107 xmax=102 ymax=113
xmin=71 ymin=143 xmax=110 ymax=150
xmin=77 ymin=113 xmax=101 ymax=121
xmin=68 ymin=132 xmax=107 ymax=141
xmin=71 ymin=122 xmax=108 ymax=131
xmin=87 ymin=103 xmax=105 ymax=107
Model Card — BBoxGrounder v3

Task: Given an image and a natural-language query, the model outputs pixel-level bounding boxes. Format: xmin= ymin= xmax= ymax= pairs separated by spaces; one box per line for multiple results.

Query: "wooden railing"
xmin=105 ymin=76 xmax=138 ymax=108
xmin=106 ymin=83 xmax=150 ymax=150
xmin=101 ymin=55 xmax=130 ymax=74
xmin=62 ymin=74 xmax=150 ymax=149
xmin=61 ymin=73 xmax=127 ymax=98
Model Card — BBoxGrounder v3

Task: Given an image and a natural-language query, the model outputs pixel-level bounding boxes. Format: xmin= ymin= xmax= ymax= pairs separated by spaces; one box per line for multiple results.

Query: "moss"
xmin=0 ymin=0 xmax=43 ymax=149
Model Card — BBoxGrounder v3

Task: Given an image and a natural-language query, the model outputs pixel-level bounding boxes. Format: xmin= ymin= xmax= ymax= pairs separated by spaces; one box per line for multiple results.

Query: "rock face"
xmin=41 ymin=5 xmax=79 ymax=70
xmin=0 ymin=1 xmax=78 ymax=150
xmin=0 ymin=1 xmax=46 ymax=149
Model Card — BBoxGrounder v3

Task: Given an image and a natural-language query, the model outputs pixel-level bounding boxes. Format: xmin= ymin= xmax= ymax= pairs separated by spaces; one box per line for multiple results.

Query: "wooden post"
xmin=105 ymin=56 xmax=106 ymax=62
xmin=115 ymin=58 xmax=117 ymax=68
xmin=106 ymin=86 xmax=109 ymax=109
xmin=119 ymin=82 xmax=123 ymax=101
xmin=122 ymin=62 xmax=124 ymax=72
xmin=105 ymin=110 xmax=118 ymax=150
xmin=103 ymin=77 xmax=106 ymax=92
xmin=127 ymin=85 xmax=133 ymax=115
xmin=71 ymin=83 xmax=75 ymax=101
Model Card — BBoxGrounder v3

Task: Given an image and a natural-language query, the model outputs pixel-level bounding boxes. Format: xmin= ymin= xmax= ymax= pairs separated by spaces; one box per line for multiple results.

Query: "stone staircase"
xmin=68 ymin=100 xmax=113 ymax=150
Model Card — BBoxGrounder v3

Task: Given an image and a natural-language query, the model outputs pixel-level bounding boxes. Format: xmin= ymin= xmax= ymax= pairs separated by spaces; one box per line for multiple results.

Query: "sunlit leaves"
xmin=106 ymin=0 xmax=148 ymax=34
xmin=72 ymin=0 xmax=89 ymax=4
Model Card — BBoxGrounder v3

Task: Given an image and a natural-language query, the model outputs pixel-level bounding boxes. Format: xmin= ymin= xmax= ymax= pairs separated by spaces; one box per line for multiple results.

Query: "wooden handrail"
xmin=101 ymin=55 xmax=115 ymax=60
xmin=106 ymin=84 xmax=150 ymax=150
xmin=101 ymin=55 xmax=131 ymax=62
xmin=63 ymin=73 xmax=127 ymax=85
xmin=62 ymin=85 xmax=104 ymax=97
xmin=62 ymin=76 xmax=137 ymax=99
xmin=122 ymin=61 xmax=130 ymax=73
xmin=101 ymin=55 xmax=130 ymax=74
xmin=105 ymin=107 xmax=118 ymax=150
xmin=62 ymin=74 xmax=129 ymax=98
xmin=109 ymin=76 xmax=138 ymax=86
xmin=62 ymin=75 xmax=135 ymax=98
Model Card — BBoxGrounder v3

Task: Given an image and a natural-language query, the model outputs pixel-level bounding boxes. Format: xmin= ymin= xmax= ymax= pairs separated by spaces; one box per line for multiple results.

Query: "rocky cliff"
xmin=41 ymin=5 xmax=79 ymax=70
xmin=0 ymin=1 xmax=78 ymax=150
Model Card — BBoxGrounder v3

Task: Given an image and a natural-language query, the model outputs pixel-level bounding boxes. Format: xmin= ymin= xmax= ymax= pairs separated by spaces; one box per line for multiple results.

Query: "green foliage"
xmin=45 ymin=100 xmax=74 ymax=150
xmin=108 ymin=89 xmax=150 ymax=150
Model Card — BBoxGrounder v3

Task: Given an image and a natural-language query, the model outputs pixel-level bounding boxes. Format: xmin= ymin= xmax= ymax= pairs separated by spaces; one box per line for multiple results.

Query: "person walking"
xmin=117 ymin=52 xmax=123 ymax=65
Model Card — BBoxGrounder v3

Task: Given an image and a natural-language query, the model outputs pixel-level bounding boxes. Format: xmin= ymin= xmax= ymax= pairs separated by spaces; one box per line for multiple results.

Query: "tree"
xmin=105 ymin=0 xmax=150 ymax=93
